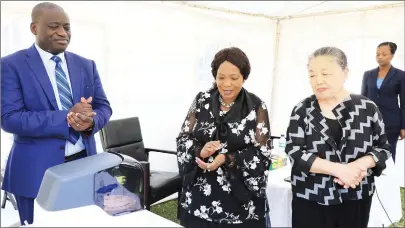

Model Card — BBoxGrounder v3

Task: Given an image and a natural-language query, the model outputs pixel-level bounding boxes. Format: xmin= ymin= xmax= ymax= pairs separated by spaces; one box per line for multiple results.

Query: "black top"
xmin=325 ymin=117 xmax=342 ymax=147
xmin=176 ymin=88 xmax=272 ymax=224
xmin=286 ymin=94 xmax=391 ymax=205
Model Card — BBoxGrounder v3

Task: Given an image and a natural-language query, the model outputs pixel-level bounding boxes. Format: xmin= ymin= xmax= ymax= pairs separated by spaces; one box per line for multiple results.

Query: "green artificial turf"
xmin=151 ymin=187 xmax=405 ymax=227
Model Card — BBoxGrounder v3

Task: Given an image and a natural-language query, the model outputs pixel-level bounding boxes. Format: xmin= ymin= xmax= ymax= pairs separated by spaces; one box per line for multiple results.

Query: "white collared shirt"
xmin=35 ymin=43 xmax=85 ymax=156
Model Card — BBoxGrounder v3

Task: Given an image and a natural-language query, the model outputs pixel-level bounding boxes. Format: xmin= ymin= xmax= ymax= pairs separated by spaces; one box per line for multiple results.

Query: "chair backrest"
xmin=100 ymin=117 xmax=148 ymax=162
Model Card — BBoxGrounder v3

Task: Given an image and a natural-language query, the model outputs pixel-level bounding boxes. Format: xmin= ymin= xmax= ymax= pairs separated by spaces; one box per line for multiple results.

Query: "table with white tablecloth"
xmin=0 ymin=196 xmax=182 ymax=227
xmin=266 ymin=158 xmax=403 ymax=227
xmin=31 ymin=202 xmax=183 ymax=227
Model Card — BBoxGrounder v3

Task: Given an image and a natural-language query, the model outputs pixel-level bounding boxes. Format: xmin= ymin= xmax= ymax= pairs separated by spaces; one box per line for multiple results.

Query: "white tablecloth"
xmin=1 ymin=200 xmax=182 ymax=227
xmin=266 ymin=158 xmax=403 ymax=227
xmin=395 ymin=140 xmax=404 ymax=188
xmin=31 ymin=202 xmax=182 ymax=227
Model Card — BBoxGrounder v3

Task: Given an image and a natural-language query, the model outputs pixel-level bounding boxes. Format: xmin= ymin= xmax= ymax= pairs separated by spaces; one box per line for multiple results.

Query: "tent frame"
xmin=166 ymin=1 xmax=404 ymax=125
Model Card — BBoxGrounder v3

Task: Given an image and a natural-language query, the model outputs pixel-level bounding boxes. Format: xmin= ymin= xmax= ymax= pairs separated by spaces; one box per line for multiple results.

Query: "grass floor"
xmin=395 ymin=187 xmax=405 ymax=227
xmin=151 ymin=187 xmax=405 ymax=227
xmin=151 ymin=200 xmax=180 ymax=224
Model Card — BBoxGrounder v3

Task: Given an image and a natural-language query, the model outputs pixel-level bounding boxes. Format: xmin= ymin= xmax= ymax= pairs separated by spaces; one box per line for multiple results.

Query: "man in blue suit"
xmin=1 ymin=2 xmax=112 ymax=225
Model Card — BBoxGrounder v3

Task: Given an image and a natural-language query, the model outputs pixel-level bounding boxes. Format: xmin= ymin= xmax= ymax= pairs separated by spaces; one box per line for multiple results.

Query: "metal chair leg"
xmin=1 ymin=191 xmax=17 ymax=210
xmin=8 ymin=192 xmax=18 ymax=210
xmin=1 ymin=191 xmax=7 ymax=208
xmin=1 ymin=173 xmax=18 ymax=210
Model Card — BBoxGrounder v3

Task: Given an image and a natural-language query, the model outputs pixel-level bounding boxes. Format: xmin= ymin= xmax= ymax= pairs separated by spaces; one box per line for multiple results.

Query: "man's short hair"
xmin=31 ymin=2 xmax=64 ymax=23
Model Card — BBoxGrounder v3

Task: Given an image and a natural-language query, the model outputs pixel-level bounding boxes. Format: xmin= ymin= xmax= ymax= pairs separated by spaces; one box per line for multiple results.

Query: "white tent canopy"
xmin=179 ymin=1 xmax=404 ymax=18
xmin=1 ymin=1 xmax=404 ymax=179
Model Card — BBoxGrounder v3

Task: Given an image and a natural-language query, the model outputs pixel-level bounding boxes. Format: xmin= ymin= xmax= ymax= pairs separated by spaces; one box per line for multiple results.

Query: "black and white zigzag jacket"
xmin=285 ymin=94 xmax=391 ymax=205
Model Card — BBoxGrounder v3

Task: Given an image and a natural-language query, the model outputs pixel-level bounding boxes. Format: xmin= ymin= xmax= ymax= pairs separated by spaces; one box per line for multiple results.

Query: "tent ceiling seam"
xmin=290 ymin=1 xmax=328 ymax=15
xmin=165 ymin=1 xmax=276 ymax=19
xmin=282 ymin=2 xmax=404 ymax=20
xmin=165 ymin=2 xmax=404 ymax=21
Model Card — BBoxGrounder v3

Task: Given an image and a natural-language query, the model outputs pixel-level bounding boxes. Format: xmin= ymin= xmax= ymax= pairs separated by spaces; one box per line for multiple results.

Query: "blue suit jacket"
xmin=1 ymin=44 xmax=112 ymax=198
xmin=361 ymin=66 xmax=405 ymax=132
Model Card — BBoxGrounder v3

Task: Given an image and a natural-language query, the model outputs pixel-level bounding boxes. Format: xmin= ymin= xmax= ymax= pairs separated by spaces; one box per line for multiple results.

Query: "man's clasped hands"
xmin=67 ymin=97 xmax=96 ymax=132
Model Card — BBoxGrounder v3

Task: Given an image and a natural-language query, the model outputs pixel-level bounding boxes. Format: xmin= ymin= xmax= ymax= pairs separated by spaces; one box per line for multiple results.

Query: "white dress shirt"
xmin=35 ymin=43 xmax=85 ymax=156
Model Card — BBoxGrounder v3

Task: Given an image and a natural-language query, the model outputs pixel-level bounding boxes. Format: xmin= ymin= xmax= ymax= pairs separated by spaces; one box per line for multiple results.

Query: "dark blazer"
xmin=361 ymin=66 xmax=405 ymax=131
xmin=1 ymin=44 xmax=112 ymax=198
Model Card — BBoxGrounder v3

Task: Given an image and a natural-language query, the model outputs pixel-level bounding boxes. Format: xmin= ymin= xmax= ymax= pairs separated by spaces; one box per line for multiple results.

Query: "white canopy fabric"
xmin=180 ymin=1 xmax=404 ymax=18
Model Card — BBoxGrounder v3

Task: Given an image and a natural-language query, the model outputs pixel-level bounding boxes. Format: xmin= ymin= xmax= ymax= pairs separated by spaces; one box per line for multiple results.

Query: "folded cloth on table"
xmin=94 ymin=171 xmax=142 ymax=216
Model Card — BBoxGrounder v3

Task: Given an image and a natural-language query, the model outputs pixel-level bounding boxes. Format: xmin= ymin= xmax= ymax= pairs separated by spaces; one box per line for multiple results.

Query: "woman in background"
xmin=361 ymin=42 xmax=405 ymax=162
xmin=286 ymin=46 xmax=391 ymax=228
xmin=176 ymin=47 xmax=272 ymax=228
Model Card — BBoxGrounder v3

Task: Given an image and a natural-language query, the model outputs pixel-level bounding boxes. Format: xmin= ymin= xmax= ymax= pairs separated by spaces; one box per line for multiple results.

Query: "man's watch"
xmin=84 ymin=118 xmax=95 ymax=132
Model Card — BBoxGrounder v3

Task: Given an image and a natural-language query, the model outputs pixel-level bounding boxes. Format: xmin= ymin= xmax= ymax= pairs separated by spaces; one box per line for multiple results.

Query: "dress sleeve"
xmin=176 ymin=92 xmax=204 ymax=186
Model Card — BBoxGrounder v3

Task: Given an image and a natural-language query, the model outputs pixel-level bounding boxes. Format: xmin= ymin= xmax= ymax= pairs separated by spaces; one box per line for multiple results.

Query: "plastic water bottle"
xmin=279 ymin=134 xmax=292 ymax=168
xmin=278 ymin=134 xmax=286 ymax=154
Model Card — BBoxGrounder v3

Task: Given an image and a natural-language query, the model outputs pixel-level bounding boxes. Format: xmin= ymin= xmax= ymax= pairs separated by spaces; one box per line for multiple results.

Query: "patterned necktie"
xmin=51 ymin=55 xmax=79 ymax=144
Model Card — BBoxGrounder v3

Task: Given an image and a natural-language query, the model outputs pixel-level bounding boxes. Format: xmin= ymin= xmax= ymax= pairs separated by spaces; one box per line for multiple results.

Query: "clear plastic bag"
xmin=94 ymin=171 xmax=143 ymax=216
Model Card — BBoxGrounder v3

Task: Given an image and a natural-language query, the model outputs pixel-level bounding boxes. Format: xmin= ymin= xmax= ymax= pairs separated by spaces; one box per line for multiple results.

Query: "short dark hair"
xmin=31 ymin=2 xmax=64 ymax=23
xmin=378 ymin=42 xmax=397 ymax=55
xmin=211 ymin=47 xmax=251 ymax=80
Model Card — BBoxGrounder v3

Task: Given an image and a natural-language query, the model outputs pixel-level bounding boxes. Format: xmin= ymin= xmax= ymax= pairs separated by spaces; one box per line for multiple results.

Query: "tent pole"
xmin=269 ymin=19 xmax=281 ymax=129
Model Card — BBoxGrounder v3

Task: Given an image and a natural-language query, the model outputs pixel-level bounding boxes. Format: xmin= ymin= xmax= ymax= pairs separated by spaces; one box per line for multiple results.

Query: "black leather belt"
xmin=65 ymin=150 xmax=87 ymax=163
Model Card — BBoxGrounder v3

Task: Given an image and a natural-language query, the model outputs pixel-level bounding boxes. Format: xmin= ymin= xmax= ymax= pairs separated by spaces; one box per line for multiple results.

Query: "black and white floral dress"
xmin=176 ymin=87 xmax=272 ymax=226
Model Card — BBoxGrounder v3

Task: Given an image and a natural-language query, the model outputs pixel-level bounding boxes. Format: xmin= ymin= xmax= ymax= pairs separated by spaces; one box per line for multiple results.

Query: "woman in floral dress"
xmin=176 ymin=47 xmax=272 ymax=228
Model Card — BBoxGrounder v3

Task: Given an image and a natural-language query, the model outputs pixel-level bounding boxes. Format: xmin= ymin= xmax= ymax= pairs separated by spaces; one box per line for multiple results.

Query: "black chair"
xmin=99 ymin=117 xmax=181 ymax=210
